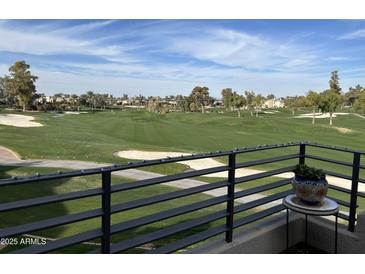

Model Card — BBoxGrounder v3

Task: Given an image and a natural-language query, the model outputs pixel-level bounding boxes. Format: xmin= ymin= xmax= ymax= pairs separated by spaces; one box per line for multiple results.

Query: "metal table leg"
xmin=286 ymin=208 xmax=289 ymax=253
xmin=305 ymin=214 xmax=308 ymax=253
xmin=335 ymin=213 xmax=338 ymax=254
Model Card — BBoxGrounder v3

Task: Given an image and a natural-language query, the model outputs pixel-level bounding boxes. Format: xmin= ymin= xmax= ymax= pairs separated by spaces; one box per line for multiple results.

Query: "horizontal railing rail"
xmin=0 ymin=141 xmax=363 ymax=254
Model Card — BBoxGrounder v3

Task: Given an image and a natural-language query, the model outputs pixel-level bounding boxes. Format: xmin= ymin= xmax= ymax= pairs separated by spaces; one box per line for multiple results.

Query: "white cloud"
xmin=49 ymin=20 xmax=116 ymax=35
xmin=338 ymin=28 xmax=365 ymax=40
xmin=0 ymin=23 xmax=132 ymax=60
xmin=166 ymin=28 xmax=318 ymax=71
xmin=327 ymin=56 xmax=349 ymax=61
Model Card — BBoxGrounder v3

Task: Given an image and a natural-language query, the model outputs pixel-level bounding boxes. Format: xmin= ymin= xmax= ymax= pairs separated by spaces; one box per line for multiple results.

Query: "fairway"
xmin=0 ymin=108 xmax=364 ymax=165
xmin=1 ymin=108 xmax=365 ymax=253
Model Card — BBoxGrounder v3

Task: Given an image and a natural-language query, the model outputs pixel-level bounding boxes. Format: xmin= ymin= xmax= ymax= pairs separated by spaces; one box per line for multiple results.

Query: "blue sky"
xmin=0 ymin=19 xmax=365 ymax=97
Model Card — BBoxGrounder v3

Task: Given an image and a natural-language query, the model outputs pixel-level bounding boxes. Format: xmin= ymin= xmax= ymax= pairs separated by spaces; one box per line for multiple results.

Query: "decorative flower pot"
xmin=292 ymin=175 xmax=328 ymax=205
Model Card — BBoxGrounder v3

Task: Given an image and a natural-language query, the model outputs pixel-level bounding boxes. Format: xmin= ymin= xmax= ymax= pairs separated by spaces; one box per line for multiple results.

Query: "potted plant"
xmin=292 ymin=164 xmax=328 ymax=205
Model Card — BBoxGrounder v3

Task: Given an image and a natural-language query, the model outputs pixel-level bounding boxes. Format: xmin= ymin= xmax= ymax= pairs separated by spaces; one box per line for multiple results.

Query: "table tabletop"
xmin=283 ymin=194 xmax=339 ymax=216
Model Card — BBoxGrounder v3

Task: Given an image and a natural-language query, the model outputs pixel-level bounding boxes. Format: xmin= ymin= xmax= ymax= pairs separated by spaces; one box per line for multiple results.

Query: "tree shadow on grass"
xmin=110 ymin=219 xmax=215 ymax=254
xmin=0 ymin=166 xmax=70 ymax=252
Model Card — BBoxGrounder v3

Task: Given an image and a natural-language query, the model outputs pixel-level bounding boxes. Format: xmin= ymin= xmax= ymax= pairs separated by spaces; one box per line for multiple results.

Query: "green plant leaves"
xmin=294 ymin=164 xmax=326 ymax=181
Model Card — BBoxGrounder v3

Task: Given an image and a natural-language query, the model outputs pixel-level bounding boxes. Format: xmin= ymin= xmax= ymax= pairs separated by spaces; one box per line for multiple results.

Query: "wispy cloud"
xmin=164 ymin=27 xmax=319 ymax=72
xmin=49 ymin=20 xmax=116 ymax=35
xmin=327 ymin=56 xmax=349 ymax=61
xmin=338 ymin=28 xmax=365 ymax=40
xmin=0 ymin=21 xmax=133 ymax=59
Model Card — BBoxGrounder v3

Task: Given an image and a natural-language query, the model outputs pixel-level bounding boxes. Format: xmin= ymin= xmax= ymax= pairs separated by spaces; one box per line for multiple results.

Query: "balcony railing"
xmin=0 ymin=141 xmax=364 ymax=253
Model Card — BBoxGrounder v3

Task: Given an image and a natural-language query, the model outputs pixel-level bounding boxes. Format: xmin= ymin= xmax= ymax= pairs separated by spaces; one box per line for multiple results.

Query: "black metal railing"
xmin=0 ymin=141 xmax=364 ymax=254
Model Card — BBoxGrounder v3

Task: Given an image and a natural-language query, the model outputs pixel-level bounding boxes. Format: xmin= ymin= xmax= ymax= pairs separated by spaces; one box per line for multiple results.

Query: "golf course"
xmin=1 ymin=107 xmax=364 ymax=253
xmin=1 ymin=108 xmax=364 ymax=162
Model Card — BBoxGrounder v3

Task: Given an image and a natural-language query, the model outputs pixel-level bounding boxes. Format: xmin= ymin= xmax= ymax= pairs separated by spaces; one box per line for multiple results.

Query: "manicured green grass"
xmin=0 ymin=108 xmax=364 ymax=166
xmin=1 ymin=108 xmax=365 ymax=253
xmin=0 ymin=166 xmax=230 ymax=253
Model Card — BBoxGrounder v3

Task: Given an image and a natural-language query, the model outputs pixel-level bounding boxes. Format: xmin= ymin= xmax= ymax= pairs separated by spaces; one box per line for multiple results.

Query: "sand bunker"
xmin=334 ymin=127 xmax=353 ymax=134
xmin=0 ymin=146 xmax=21 ymax=161
xmin=0 ymin=114 xmax=43 ymax=127
xmin=262 ymin=110 xmax=279 ymax=114
xmin=115 ymin=149 xmax=365 ymax=192
xmin=294 ymin=112 xmax=350 ymax=119
xmin=64 ymin=111 xmax=88 ymax=115
xmin=53 ymin=111 xmax=88 ymax=117
xmin=114 ymin=150 xmax=293 ymax=179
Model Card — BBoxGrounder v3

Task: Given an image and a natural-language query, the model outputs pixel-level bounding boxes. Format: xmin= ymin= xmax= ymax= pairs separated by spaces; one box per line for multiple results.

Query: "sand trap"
xmin=0 ymin=146 xmax=21 ymax=160
xmin=0 ymin=114 xmax=43 ymax=127
xmin=53 ymin=111 xmax=88 ymax=118
xmin=115 ymin=151 xmax=191 ymax=160
xmin=115 ymin=149 xmax=365 ymax=192
xmin=334 ymin=127 xmax=353 ymax=134
xmin=263 ymin=110 xmax=279 ymax=114
xmin=114 ymin=150 xmax=294 ymax=179
xmin=294 ymin=112 xmax=350 ymax=119
xmin=64 ymin=111 xmax=88 ymax=115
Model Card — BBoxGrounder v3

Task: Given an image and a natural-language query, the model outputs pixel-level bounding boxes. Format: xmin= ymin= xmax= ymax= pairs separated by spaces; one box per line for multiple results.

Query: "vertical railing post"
xmin=101 ymin=170 xmax=111 ymax=253
xmin=348 ymin=152 xmax=361 ymax=232
xmin=299 ymin=143 xmax=306 ymax=165
xmin=225 ymin=152 xmax=236 ymax=242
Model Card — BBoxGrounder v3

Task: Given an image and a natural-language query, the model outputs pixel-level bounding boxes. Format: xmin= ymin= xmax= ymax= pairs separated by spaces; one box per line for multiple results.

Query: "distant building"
xmin=120 ymin=99 xmax=132 ymax=106
xmin=213 ymin=100 xmax=224 ymax=107
xmin=45 ymin=96 xmax=54 ymax=103
xmin=55 ymin=96 xmax=65 ymax=103
xmin=263 ymin=99 xmax=285 ymax=109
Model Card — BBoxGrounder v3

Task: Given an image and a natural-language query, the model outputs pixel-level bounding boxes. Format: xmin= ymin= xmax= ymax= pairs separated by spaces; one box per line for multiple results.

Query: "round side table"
xmin=283 ymin=194 xmax=339 ymax=254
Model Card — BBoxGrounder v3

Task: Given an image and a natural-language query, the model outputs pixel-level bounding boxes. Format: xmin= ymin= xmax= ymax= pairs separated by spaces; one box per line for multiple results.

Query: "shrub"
xmin=294 ymin=164 xmax=326 ymax=181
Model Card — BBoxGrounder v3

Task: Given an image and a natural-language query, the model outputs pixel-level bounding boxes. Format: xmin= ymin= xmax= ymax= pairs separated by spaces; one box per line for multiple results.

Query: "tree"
xmin=189 ymin=101 xmax=199 ymax=112
xmin=316 ymin=71 xmax=344 ymax=125
xmin=135 ymin=94 xmax=145 ymax=111
xmin=190 ymin=86 xmax=210 ymax=114
xmin=306 ymin=90 xmax=320 ymax=124
xmin=175 ymin=95 xmax=190 ymax=112
xmin=78 ymin=94 xmax=88 ymax=109
xmin=284 ymin=96 xmax=301 ymax=115
xmin=221 ymin=88 xmax=233 ymax=111
xmin=318 ymin=90 xmax=343 ymax=126
xmin=266 ymin=94 xmax=275 ymax=100
xmin=3 ymin=61 xmax=38 ymax=111
xmin=121 ymin=93 xmax=129 ymax=100
xmin=70 ymin=94 xmax=79 ymax=111
xmin=0 ymin=77 xmax=5 ymax=104
xmin=86 ymin=91 xmax=96 ymax=110
xmin=231 ymin=92 xmax=246 ymax=118
xmin=245 ymin=91 xmax=255 ymax=116
xmin=329 ymin=70 xmax=342 ymax=94
xmin=147 ymin=96 xmax=161 ymax=113
xmin=344 ymin=84 xmax=363 ymax=106
xmin=253 ymin=94 xmax=264 ymax=117
xmin=353 ymin=92 xmax=365 ymax=114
